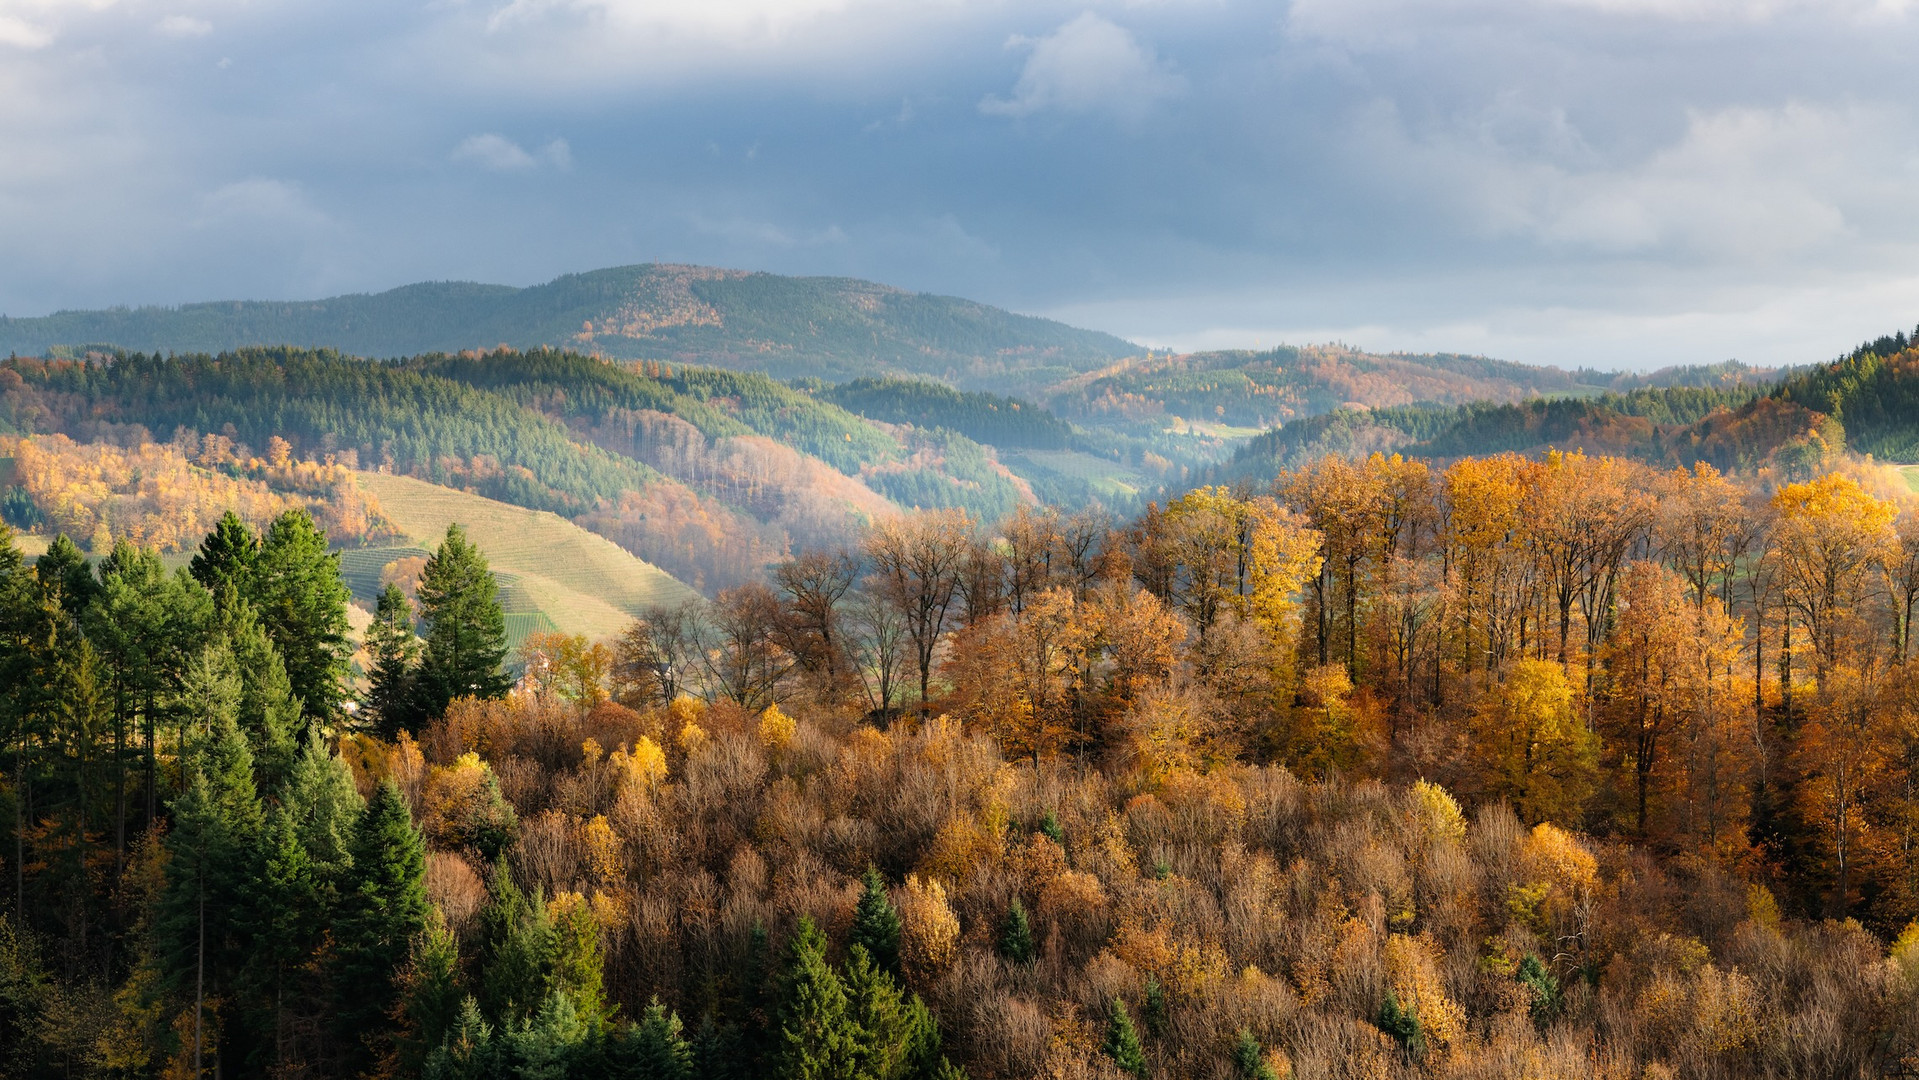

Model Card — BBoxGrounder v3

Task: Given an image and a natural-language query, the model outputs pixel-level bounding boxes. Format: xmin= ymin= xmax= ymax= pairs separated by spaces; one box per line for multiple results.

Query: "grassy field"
xmin=1902 ymin=465 xmax=1919 ymax=493
xmin=352 ymin=472 xmax=697 ymax=644
xmin=1012 ymin=449 xmax=1151 ymax=502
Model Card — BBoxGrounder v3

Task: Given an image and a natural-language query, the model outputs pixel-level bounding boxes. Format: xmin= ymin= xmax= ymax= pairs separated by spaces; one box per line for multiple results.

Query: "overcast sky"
xmin=3 ymin=0 xmax=1918 ymax=370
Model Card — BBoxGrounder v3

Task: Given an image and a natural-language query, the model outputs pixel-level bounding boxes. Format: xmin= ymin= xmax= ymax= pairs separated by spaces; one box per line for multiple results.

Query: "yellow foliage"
xmin=577 ymin=814 xmax=624 ymax=890
xmin=1409 ymin=779 xmax=1467 ymax=844
xmin=1746 ymin=883 xmax=1781 ymax=930
xmin=757 ymin=704 xmax=796 ymax=750
xmin=899 ymin=874 xmax=961 ymax=979
xmin=676 ymin=721 xmax=707 ymax=756
xmin=612 ymin=736 xmax=668 ymax=790
xmin=1385 ymin=933 xmax=1466 ymax=1052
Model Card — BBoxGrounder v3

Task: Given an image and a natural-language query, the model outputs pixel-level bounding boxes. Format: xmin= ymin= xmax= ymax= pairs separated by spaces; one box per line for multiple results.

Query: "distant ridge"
xmin=0 ymin=263 xmax=1138 ymax=394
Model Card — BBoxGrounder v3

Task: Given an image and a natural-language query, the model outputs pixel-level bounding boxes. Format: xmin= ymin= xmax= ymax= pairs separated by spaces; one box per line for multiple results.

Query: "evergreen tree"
xmin=190 ymin=511 xmax=260 ymax=597
xmin=505 ymin=989 xmax=594 ymax=1080
xmin=34 ymin=534 xmax=98 ymax=622
xmin=842 ymin=943 xmax=919 ymax=1080
xmin=414 ymin=525 xmax=510 ymax=721
xmin=1376 ymin=990 xmax=1424 ymax=1056
xmin=618 ymin=998 xmax=694 ymax=1080
xmin=424 ymin=996 xmax=500 ymax=1080
xmin=243 ymin=806 xmax=320 ymax=1074
xmin=1516 ymin=953 xmax=1561 ymax=1024
xmin=1142 ymin=975 xmax=1167 ymax=1038
xmin=366 ymin=582 xmax=422 ymax=738
xmin=396 ymin=910 xmax=465 ymax=1074
xmin=479 ymin=864 xmax=553 ymax=1025
xmin=332 ymin=780 xmax=430 ymax=1066
xmin=1102 ymin=998 xmax=1147 ymax=1079
xmin=999 ymin=898 xmax=1034 ymax=964
xmin=279 ymin=728 xmax=364 ymax=888
xmin=252 ymin=510 xmax=351 ymax=723
xmin=851 ymin=866 xmax=902 ymax=977
xmin=550 ymin=895 xmax=611 ymax=1033
xmin=1231 ymin=1029 xmax=1279 ymax=1080
xmin=214 ymin=587 xmax=302 ymax=788
xmin=776 ymin=917 xmax=856 ymax=1080
xmin=690 ymin=1013 xmax=748 ymax=1080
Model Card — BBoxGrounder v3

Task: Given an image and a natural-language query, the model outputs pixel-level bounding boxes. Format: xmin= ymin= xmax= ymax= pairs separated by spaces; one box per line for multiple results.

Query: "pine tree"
xmin=1231 ymin=1029 xmax=1279 ymax=1080
xmin=621 ymin=998 xmax=694 ymax=1080
xmin=550 ymin=895 xmax=611 ymax=1033
xmin=479 ymin=864 xmax=554 ymax=1025
xmin=190 ymin=511 xmax=260 ymax=597
xmin=34 ymin=534 xmax=98 ymax=621
xmin=332 ymin=780 xmax=430 ymax=1066
xmin=1516 ymin=953 xmax=1561 ymax=1024
xmin=1142 ymin=975 xmax=1167 ymax=1038
xmin=215 ymin=588 xmax=301 ymax=788
xmin=424 ymin=996 xmax=499 ymax=1080
xmin=851 ymin=866 xmax=902 ymax=977
xmin=1376 ymin=990 xmax=1424 ymax=1056
xmin=999 ymin=898 xmax=1034 ymax=964
xmin=366 ymin=583 xmax=421 ymax=738
xmin=1102 ymin=997 xmax=1147 ymax=1079
xmin=395 ymin=910 xmax=465 ymax=1073
xmin=414 ymin=525 xmax=510 ymax=721
xmin=252 ymin=510 xmax=351 ymax=723
xmin=776 ymin=917 xmax=856 ymax=1080
xmin=279 ymin=728 xmax=364 ymax=888
xmin=842 ymin=943 xmax=917 ymax=1080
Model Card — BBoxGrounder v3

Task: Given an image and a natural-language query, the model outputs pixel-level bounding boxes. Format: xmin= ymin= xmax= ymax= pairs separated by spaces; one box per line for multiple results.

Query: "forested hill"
xmin=0 ymin=263 xmax=1138 ymax=394
xmin=1215 ymin=333 xmax=1914 ymax=481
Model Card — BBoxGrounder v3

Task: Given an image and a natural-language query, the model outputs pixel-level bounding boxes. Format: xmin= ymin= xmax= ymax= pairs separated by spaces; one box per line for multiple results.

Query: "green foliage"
xmin=851 ymin=867 xmax=902 ymax=977
xmin=1142 ymin=975 xmax=1167 ymax=1038
xmin=415 ymin=524 xmax=511 ymax=719
xmin=1103 ymin=997 xmax=1148 ymax=1078
xmin=1377 ymin=990 xmax=1425 ymax=1057
xmin=821 ymin=377 xmax=1073 ymax=450
xmin=396 ymin=912 xmax=466 ymax=1073
xmin=366 ymin=582 xmax=421 ymax=739
xmin=190 ymin=511 xmax=259 ymax=598
xmin=1515 ymin=953 xmax=1561 ymax=1025
xmin=776 ymin=916 xmax=856 ymax=1080
xmin=1037 ymin=809 xmax=1064 ymax=845
xmin=999 ymin=898 xmax=1035 ymax=964
xmin=252 ymin=509 xmax=351 ymax=724
xmin=1231 ymin=1029 xmax=1281 ymax=1080
xmin=617 ymin=998 xmax=695 ymax=1080
xmin=332 ymin=780 xmax=430 ymax=1061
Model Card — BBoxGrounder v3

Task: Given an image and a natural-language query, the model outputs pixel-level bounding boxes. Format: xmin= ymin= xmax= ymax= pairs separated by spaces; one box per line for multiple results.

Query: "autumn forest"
xmin=5 ymin=343 xmax=1919 ymax=1080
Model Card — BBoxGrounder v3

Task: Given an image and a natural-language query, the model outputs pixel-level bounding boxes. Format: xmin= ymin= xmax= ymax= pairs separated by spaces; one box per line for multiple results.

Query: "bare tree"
xmin=774 ymin=549 xmax=859 ymax=695
xmin=693 ymin=582 xmax=793 ymax=711
xmin=614 ymin=601 xmax=702 ymax=706
xmin=864 ymin=509 xmax=971 ymax=711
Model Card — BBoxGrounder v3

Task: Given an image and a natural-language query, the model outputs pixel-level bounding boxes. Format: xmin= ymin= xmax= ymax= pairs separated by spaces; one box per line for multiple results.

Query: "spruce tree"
xmin=621 ymin=998 xmax=694 ymax=1080
xmin=1377 ymin=990 xmax=1424 ymax=1056
xmin=842 ymin=943 xmax=916 ymax=1080
xmin=776 ymin=917 xmax=856 ymax=1080
xmin=365 ymin=583 xmax=422 ymax=738
xmin=414 ymin=525 xmax=510 ymax=721
xmin=34 ymin=534 xmax=98 ymax=621
xmin=279 ymin=728 xmax=364 ymax=888
xmin=999 ymin=898 xmax=1034 ymax=964
xmin=190 ymin=511 xmax=260 ymax=597
xmin=395 ymin=911 xmax=465 ymax=1074
xmin=851 ymin=866 xmax=902 ymax=977
xmin=1231 ymin=1029 xmax=1279 ymax=1080
xmin=1142 ymin=975 xmax=1167 ymax=1038
xmin=1103 ymin=998 xmax=1147 ymax=1079
xmin=252 ymin=510 xmax=351 ymax=723
xmin=214 ymin=588 xmax=302 ymax=788
xmin=332 ymin=780 xmax=430 ymax=1066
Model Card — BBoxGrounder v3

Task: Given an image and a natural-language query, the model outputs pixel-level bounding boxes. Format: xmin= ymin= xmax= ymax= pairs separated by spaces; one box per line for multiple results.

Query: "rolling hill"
xmin=0 ymin=264 xmax=1139 ymax=395
xmin=347 ymin=472 xmax=697 ymax=644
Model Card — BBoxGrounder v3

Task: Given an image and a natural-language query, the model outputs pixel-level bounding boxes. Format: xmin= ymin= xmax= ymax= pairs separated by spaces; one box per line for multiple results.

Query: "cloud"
xmin=0 ymin=16 xmax=54 ymax=48
xmin=155 ymin=14 xmax=211 ymax=37
xmin=979 ymin=12 xmax=1184 ymax=120
xmin=451 ymin=133 xmax=571 ymax=172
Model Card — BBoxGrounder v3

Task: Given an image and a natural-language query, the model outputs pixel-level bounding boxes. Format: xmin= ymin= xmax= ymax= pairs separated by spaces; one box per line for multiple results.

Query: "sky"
xmin=3 ymin=0 xmax=1919 ymax=371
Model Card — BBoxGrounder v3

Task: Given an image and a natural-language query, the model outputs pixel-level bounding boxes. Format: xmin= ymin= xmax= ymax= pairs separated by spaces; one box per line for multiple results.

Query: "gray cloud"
xmin=2 ymin=0 xmax=1919 ymax=370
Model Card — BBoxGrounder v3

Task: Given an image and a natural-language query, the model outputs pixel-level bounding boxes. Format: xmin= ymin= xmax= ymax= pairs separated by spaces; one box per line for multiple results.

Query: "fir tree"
xmin=279 ymin=728 xmax=364 ymax=888
xmin=1231 ymin=1029 xmax=1279 ymax=1080
xmin=851 ymin=866 xmax=902 ymax=977
xmin=252 ymin=510 xmax=351 ymax=723
xmin=479 ymin=865 xmax=553 ymax=1025
xmin=842 ymin=943 xmax=920 ymax=1080
xmin=414 ymin=525 xmax=510 ymax=721
xmin=620 ymin=998 xmax=694 ymax=1080
xmin=1377 ymin=990 xmax=1424 ymax=1056
xmin=1103 ymin=997 xmax=1147 ymax=1079
xmin=1142 ymin=975 xmax=1167 ymax=1038
xmin=395 ymin=910 xmax=465 ymax=1074
xmin=1516 ymin=953 xmax=1561 ymax=1024
xmin=424 ymin=996 xmax=499 ymax=1080
xmin=34 ymin=534 xmax=99 ymax=622
xmin=332 ymin=780 xmax=430 ymax=1066
xmin=999 ymin=898 xmax=1034 ymax=964
xmin=776 ymin=916 xmax=856 ymax=1080
xmin=365 ymin=583 xmax=421 ymax=738
xmin=214 ymin=588 xmax=301 ymax=788
xmin=190 ymin=511 xmax=260 ymax=597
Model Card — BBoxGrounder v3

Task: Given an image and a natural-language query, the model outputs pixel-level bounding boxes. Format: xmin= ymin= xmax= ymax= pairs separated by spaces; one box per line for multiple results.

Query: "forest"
xmin=5 ymin=413 xmax=1919 ymax=1078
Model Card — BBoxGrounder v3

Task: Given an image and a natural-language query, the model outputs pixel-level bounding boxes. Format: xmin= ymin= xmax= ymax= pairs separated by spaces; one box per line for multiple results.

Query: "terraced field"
xmin=1010 ymin=449 xmax=1151 ymax=502
xmin=351 ymin=472 xmax=697 ymax=643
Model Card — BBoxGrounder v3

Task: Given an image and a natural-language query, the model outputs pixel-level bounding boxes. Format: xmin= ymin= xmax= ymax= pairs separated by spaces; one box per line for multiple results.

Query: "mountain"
xmin=0 ymin=263 xmax=1139 ymax=395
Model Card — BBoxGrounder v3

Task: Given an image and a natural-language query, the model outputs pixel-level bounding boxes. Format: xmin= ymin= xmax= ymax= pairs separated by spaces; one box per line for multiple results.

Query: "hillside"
xmin=0 ymin=263 xmax=1139 ymax=394
xmin=348 ymin=472 xmax=696 ymax=643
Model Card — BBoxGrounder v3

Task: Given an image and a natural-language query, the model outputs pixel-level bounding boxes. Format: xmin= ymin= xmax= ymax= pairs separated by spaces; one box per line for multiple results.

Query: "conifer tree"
xmin=252 ymin=510 xmax=351 ymax=723
xmin=190 ymin=511 xmax=259 ymax=597
xmin=214 ymin=588 xmax=301 ymax=787
xmin=34 ymin=534 xmax=99 ymax=623
xmin=366 ymin=582 xmax=421 ymax=738
xmin=851 ymin=866 xmax=902 ymax=977
xmin=842 ymin=943 xmax=921 ymax=1080
xmin=332 ymin=780 xmax=429 ymax=1065
xmin=1142 ymin=975 xmax=1167 ymax=1038
xmin=621 ymin=998 xmax=694 ymax=1080
xmin=279 ymin=728 xmax=364 ymax=888
xmin=1231 ymin=1029 xmax=1279 ymax=1080
xmin=1103 ymin=997 xmax=1147 ymax=1079
xmin=776 ymin=916 xmax=855 ymax=1080
xmin=395 ymin=910 xmax=465 ymax=1073
xmin=999 ymin=898 xmax=1034 ymax=964
xmin=414 ymin=525 xmax=510 ymax=721
xmin=1376 ymin=990 xmax=1424 ymax=1056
